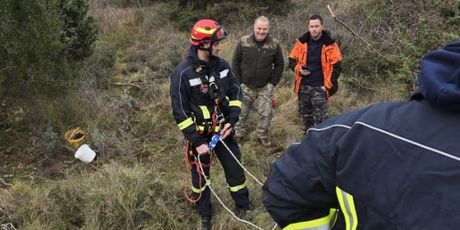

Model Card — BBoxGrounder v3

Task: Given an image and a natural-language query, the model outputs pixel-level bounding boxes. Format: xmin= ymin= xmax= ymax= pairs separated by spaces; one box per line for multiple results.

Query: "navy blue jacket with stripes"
xmin=263 ymin=41 xmax=460 ymax=230
xmin=170 ymin=46 xmax=242 ymax=147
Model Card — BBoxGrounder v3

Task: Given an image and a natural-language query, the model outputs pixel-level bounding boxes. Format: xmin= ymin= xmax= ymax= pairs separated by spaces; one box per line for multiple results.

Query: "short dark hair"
xmin=308 ymin=14 xmax=323 ymax=25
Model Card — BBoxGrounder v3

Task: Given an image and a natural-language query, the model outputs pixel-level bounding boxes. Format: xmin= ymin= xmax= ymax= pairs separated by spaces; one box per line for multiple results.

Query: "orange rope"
xmin=183 ymin=140 xmax=202 ymax=203
xmin=183 ymin=104 xmax=220 ymax=203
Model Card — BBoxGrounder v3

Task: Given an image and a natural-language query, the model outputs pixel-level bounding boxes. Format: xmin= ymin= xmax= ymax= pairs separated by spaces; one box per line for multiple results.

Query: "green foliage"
xmin=340 ymin=0 xmax=459 ymax=93
xmin=166 ymin=0 xmax=292 ymax=31
xmin=0 ymin=0 xmax=98 ymax=136
xmin=94 ymin=0 xmax=162 ymax=8
xmin=59 ymin=0 xmax=98 ymax=61
xmin=0 ymin=0 xmax=66 ymax=98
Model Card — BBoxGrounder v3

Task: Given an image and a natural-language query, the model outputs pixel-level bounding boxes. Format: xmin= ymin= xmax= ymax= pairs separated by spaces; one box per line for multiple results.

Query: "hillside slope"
xmin=1 ymin=0 xmax=459 ymax=229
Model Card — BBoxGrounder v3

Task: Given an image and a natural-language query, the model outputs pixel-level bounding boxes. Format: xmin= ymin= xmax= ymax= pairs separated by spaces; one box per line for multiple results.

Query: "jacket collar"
xmin=298 ymin=30 xmax=335 ymax=45
xmin=251 ymin=33 xmax=271 ymax=43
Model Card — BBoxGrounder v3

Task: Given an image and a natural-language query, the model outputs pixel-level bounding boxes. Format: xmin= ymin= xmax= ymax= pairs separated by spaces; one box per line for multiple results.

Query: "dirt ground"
xmin=0 ymin=146 xmax=76 ymax=187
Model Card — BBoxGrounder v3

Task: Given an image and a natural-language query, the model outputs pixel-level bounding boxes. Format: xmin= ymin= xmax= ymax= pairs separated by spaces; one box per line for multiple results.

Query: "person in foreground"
xmin=263 ymin=41 xmax=460 ymax=230
xmin=170 ymin=19 xmax=249 ymax=230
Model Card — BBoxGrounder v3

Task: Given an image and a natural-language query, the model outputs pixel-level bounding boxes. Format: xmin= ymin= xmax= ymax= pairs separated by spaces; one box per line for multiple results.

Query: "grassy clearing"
xmin=1 ymin=0 xmax=452 ymax=229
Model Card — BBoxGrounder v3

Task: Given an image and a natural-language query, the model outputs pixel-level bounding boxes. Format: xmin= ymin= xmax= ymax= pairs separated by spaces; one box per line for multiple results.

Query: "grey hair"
xmin=254 ymin=16 xmax=270 ymax=26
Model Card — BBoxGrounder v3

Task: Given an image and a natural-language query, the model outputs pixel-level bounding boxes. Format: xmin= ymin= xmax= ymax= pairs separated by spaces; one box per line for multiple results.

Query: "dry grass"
xmin=0 ymin=0 xmax=417 ymax=229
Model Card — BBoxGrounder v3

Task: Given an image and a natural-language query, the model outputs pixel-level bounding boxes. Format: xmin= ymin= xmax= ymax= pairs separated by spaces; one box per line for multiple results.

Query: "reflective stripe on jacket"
xmin=170 ymin=47 xmax=242 ymax=147
xmin=263 ymin=100 xmax=460 ymax=229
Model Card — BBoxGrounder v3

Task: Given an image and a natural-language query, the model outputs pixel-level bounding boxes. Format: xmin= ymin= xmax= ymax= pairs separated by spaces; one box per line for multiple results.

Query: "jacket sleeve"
xmin=329 ymin=61 xmax=342 ymax=96
xmin=170 ymin=67 xmax=207 ymax=147
xmin=330 ymin=43 xmax=342 ymax=81
xmin=329 ymin=43 xmax=343 ymax=96
xmin=288 ymin=40 xmax=303 ymax=75
xmin=231 ymin=40 xmax=243 ymax=83
xmin=263 ymin=106 xmax=372 ymax=229
xmin=270 ymin=42 xmax=285 ymax=86
xmin=225 ymin=64 xmax=243 ymax=127
xmin=262 ymin=114 xmax=356 ymax=229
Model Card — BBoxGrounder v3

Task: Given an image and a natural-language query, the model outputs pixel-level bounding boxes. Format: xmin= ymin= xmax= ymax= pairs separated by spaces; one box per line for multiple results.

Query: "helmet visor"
xmin=211 ymin=26 xmax=227 ymax=42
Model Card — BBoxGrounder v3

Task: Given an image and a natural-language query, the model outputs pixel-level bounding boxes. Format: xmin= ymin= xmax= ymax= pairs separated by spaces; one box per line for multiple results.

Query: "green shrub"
xmin=339 ymin=0 xmax=459 ymax=94
xmin=0 ymin=0 xmax=98 ymax=135
xmin=59 ymin=0 xmax=98 ymax=61
xmin=166 ymin=0 xmax=292 ymax=31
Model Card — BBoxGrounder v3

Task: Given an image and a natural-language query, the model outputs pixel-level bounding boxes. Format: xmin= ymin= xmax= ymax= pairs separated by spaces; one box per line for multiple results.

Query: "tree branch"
xmin=327 ymin=4 xmax=386 ymax=58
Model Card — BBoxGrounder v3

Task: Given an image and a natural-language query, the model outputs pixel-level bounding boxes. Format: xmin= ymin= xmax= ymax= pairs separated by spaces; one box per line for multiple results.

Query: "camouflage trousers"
xmin=234 ymin=83 xmax=274 ymax=139
xmin=298 ymin=84 xmax=328 ymax=132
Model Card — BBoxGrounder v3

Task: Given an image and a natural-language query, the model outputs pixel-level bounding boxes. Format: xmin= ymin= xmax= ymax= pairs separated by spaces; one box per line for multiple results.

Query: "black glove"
xmin=329 ymin=81 xmax=338 ymax=96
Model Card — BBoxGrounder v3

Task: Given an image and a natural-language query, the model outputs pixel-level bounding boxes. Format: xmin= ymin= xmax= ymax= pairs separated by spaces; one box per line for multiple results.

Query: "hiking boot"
xmin=200 ymin=215 xmax=212 ymax=230
xmin=259 ymin=138 xmax=271 ymax=147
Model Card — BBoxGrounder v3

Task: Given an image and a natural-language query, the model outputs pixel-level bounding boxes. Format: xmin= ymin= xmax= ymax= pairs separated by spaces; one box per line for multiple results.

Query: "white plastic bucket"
xmin=75 ymin=144 xmax=96 ymax=163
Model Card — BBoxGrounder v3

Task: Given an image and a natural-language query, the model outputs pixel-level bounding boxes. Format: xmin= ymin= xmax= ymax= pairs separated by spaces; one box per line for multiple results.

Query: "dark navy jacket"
xmin=263 ymin=41 xmax=460 ymax=229
xmin=170 ymin=46 xmax=242 ymax=147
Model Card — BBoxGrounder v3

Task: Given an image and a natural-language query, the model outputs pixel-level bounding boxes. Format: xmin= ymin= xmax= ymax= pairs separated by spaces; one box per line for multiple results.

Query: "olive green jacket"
xmin=232 ymin=34 xmax=284 ymax=88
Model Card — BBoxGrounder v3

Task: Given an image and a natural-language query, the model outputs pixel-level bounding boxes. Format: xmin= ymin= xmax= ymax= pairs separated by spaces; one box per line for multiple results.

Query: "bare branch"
xmin=327 ymin=4 xmax=386 ymax=58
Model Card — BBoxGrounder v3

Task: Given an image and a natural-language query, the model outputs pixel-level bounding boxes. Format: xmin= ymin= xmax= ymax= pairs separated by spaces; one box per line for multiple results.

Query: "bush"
xmin=338 ymin=0 xmax=459 ymax=94
xmin=60 ymin=0 xmax=98 ymax=61
xmin=166 ymin=0 xmax=292 ymax=31
xmin=0 ymin=0 xmax=98 ymax=131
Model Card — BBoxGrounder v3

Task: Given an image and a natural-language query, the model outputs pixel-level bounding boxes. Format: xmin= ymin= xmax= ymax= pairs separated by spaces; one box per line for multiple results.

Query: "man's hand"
xmin=196 ymin=144 xmax=210 ymax=155
xmin=300 ymin=69 xmax=310 ymax=76
xmin=220 ymin=123 xmax=233 ymax=139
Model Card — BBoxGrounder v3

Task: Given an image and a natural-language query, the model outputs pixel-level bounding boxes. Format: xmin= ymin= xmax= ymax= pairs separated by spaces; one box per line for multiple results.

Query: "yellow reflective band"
xmin=191 ymin=181 xmax=210 ymax=193
xmin=199 ymin=105 xmax=211 ymax=120
xmin=194 ymin=27 xmax=216 ymax=35
xmin=197 ymin=126 xmax=205 ymax=132
xmin=228 ymin=181 xmax=246 ymax=192
xmin=229 ymin=100 xmax=242 ymax=107
xmin=336 ymin=187 xmax=358 ymax=230
xmin=283 ymin=209 xmax=337 ymax=230
xmin=214 ymin=126 xmax=220 ymax=132
xmin=178 ymin=117 xmax=194 ymax=130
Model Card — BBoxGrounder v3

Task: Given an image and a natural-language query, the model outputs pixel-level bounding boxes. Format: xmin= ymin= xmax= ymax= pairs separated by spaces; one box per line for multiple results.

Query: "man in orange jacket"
xmin=288 ymin=14 xmax=342 ymax=133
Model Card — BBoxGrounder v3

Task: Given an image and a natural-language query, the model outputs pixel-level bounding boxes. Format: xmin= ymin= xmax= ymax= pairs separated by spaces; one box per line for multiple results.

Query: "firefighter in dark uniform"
xmin=263 ymin=41 xmax=460 ymax=230
xmin=170 ymin=19 xmax=250 ymax=230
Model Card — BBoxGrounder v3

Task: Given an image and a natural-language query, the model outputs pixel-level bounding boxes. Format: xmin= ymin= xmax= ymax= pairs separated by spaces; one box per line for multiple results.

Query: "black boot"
xmin=201 ymin=215 xmax=212 ymax=230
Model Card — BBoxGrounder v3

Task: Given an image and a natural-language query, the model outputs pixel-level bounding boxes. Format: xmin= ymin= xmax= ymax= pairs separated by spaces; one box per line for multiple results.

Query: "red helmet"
xmin=190 ymin=19 xmax=226 ymax=46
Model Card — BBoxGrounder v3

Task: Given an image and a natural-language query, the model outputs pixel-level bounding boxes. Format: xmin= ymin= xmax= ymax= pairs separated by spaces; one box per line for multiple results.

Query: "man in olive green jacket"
xmin=232 ymin=16 xmax=284 ymax=147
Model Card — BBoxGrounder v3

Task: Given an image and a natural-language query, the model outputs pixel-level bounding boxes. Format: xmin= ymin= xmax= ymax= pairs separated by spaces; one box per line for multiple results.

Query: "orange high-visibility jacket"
xmin=289 ymin=31 xmax=342 ymax=95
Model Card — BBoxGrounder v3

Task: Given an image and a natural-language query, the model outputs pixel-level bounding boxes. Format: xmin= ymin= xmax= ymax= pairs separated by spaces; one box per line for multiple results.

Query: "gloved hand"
xmin=329 ymin=81 xmax=339 ymax=96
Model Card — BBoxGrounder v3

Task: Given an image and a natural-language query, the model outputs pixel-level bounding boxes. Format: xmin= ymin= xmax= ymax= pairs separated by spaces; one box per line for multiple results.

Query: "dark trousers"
xmin=298 ymin=84 xmax=328 ymax=132
xmin=190 ymin=135 xmax=250 ymax=217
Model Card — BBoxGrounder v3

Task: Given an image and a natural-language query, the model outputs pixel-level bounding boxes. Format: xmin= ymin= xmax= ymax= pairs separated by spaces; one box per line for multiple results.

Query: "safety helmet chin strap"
xmin=197 ymin=41 xmax=216 ymax=58
xmin=196 ymin=26 xmax=225 ymax=58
